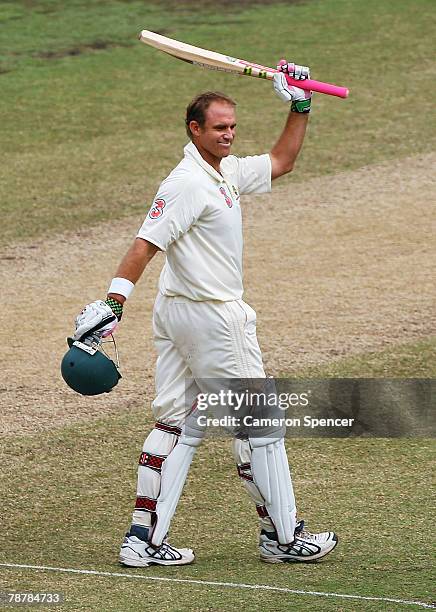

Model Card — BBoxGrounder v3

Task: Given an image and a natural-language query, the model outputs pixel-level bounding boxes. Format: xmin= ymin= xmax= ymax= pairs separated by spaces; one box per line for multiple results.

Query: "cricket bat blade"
xmin=139 ymin=29 xmax=349 ymax=99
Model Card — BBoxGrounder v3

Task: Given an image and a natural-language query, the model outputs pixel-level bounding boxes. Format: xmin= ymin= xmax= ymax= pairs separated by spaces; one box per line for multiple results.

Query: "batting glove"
xmin=73 ymin=299 xmax=119 ymax=342
xmin=273 ymin=58 xmax=312 ymax=113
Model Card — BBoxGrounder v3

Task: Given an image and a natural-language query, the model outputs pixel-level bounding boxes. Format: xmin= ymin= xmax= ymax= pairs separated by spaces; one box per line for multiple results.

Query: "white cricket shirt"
xmin=137 ymin=141 xmax=271 ymax=301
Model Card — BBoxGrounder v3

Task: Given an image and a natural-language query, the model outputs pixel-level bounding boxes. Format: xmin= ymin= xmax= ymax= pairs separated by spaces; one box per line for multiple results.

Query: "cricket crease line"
xmin=0 ymin=563 xmax=434 ymax=609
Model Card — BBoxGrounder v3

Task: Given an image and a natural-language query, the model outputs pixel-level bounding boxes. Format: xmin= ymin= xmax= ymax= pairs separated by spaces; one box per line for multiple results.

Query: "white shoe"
xmin=259 ymin=520 xmax=338 ymax=563
xmin=119 ymin=527 xmax=195 ymax=568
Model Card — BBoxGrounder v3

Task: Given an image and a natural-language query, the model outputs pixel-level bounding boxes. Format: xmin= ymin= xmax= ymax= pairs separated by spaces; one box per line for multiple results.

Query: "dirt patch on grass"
xmin=34 ymin=40 xmax=131 ymax=60
xmin=148 ymin=0 xmax=309 ymax=9
xmin=1 ymin=152 xmax=434 ymax=435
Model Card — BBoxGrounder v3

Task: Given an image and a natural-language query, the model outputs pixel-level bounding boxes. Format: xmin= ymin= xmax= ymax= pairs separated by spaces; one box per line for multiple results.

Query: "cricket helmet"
xmin=61 ymin=336 xmax=121 ymax=396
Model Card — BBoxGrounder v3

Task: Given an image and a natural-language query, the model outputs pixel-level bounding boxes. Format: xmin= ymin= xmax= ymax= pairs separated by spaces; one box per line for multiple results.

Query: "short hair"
xmin=185 ymin=91 xmax=236 ymax=139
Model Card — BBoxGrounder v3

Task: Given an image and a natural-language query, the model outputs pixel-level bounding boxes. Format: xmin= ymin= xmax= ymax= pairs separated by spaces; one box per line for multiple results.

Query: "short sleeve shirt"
xmin=137 ymin=142 xmax=271 ymax=301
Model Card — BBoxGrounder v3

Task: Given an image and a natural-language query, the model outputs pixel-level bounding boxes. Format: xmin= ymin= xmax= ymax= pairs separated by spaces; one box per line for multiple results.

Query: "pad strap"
xmin=135 ymin=496 xmax=157 ymax=512
xmin=155 ymin=422 xmax=182 ymax=436
xmin=139 ymin=452 xmax=166 ymax=473
xmin=237 ymin=462 xmax=254 ymax=482
xmin=256 ymin=505 xmax=269 ymax=518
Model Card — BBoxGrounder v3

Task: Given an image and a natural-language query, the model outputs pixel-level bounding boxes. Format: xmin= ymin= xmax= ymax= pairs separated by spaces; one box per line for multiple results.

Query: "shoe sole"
xmin=119 ymin=551 xmax=195 ymax=568
xmin=260 ymin=535 xmax=338 ymax=564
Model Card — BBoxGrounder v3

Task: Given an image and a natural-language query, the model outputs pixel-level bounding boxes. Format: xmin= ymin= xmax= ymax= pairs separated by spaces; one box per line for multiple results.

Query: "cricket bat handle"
xmin=284 ymin=74 xmax=349 ymax=99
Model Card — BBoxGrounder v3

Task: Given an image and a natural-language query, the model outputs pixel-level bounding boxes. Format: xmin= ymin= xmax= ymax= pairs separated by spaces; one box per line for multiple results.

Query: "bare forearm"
xmin=270 ymin=111 xmax=309 ymax=180
xmin=108 ymin=238 xmax=160 ymax=304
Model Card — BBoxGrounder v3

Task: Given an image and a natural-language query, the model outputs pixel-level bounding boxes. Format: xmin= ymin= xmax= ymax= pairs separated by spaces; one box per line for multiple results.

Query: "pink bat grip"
xmin=284 ymin=74 xmax=348 ymax=98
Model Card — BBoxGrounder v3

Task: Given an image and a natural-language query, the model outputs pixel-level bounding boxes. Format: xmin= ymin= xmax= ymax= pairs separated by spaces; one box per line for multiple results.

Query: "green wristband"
xmin=106 ymin=297 xmax=123 ymax=320
xmin=291 ymin=98 xmax=311 ymax=113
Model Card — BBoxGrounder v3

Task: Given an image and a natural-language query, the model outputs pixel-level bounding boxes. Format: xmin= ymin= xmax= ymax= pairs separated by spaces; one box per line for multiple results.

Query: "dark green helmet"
xmin=61 ymin=336 xmax=121 ymax=396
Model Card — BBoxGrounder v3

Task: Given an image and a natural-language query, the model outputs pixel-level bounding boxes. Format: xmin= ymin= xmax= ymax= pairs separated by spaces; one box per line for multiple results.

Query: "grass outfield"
xmin=1 ymin=0 xmax=435 ymax=609
xmin=0 ymin=422 xmax=434 ymax=610
xmin=1 ymin=341 xmax=434 ymax=610
xmin=0 ymin=0 xmax=435 ymax=244
xmin=296 ymin=337 xmax=436 ymax=378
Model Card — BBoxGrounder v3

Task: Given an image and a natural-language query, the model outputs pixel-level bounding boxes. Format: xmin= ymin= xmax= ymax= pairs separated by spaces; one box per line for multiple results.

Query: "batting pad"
xmin=250 ymin=437 xmax=296 ymax=544
xmin=151 ymin=432 xmax=203 ymax=547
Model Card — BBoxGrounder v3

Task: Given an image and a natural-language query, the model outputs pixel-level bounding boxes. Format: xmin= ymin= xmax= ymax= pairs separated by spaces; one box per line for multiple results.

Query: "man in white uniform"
xmin=74 ymin=61 xmax=338 ymax=567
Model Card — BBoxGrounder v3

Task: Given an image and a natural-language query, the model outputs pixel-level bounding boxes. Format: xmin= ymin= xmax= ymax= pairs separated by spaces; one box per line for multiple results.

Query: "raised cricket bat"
xmin=139 ymin=29 xmax=349 ymax=99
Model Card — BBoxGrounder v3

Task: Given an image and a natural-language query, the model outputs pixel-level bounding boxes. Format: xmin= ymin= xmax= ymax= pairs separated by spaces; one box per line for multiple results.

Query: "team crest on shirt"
xmin=149 ymin=198 xmax=166 ymax=219
xmin=219 ymin=186 xmax=233 ymax=208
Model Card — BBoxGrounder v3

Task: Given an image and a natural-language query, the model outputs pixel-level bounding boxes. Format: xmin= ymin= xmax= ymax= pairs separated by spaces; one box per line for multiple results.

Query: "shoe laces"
xmin=294 ymin=520 xmax=315 ymax=540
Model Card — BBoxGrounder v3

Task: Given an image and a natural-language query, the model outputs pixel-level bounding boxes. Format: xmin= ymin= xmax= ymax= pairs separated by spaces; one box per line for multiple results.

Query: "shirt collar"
xmin=184 ymin=141 xmax=225 ymax=183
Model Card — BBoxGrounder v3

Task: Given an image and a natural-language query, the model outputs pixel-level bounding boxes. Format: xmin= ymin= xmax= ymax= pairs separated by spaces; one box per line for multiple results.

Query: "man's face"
xmin=190 ymin=101 xmax=237 ymax=167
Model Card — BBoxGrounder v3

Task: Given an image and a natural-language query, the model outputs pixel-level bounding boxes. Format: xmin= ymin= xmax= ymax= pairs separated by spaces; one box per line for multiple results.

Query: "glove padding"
xmin=278 ymin=60 xmax=310 ymax=81
xmin=73 ymin=300 xmax=118 ymax=341
xmin=273 ymin=58 xmax=312 ymax=105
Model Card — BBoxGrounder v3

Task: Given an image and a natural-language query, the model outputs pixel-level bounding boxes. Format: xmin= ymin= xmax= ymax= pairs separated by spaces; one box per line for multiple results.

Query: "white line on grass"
xmin=0 ymin=563 xmax=434 ymax=609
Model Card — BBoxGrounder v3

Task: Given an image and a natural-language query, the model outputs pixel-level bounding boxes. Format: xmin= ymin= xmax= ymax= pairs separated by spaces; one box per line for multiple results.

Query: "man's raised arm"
xmin=269 ymin=60 xmax=312 ymax=180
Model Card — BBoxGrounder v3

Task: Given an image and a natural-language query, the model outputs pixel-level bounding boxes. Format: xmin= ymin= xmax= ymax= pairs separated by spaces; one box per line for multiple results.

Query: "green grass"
xmin=1 ymin=338 xmax=434 ymax=610
xmin=0 ymin=0 xmax=435 ymax=244
xmin=1 ymin=1 xmax=435 ymax=609
xmin=0 ymin=414 xmax=434 ymax=610
xmin=295 ymin=337 xmax=436 ymax=378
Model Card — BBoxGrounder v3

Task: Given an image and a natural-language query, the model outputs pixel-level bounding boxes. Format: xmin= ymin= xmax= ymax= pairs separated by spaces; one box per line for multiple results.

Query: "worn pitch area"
xmin=1 ymin=152 xmax=434 ymax=435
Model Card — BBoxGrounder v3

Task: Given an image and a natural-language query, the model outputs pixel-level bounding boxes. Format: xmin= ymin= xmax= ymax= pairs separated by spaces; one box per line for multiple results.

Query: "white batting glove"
xmin=73 ymin=300 xmax=118 ymax=341
xmin=273 ymin=59 xmax=312 ymax=113
xmin=278 ymin=59 xmax=310 ymax=81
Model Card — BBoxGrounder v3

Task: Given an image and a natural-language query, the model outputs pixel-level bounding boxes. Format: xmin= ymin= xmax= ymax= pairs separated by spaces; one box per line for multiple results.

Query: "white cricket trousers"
xmin=152 ymin=292 xmax=266 ymax=424
xmin=131 ymin=292 xmax=286 ymax=534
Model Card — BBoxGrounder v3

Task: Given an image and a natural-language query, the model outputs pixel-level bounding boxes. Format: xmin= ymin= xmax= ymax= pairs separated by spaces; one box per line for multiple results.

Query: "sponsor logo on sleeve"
xmin=148 ymin=198 xmax=166 ymax=219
